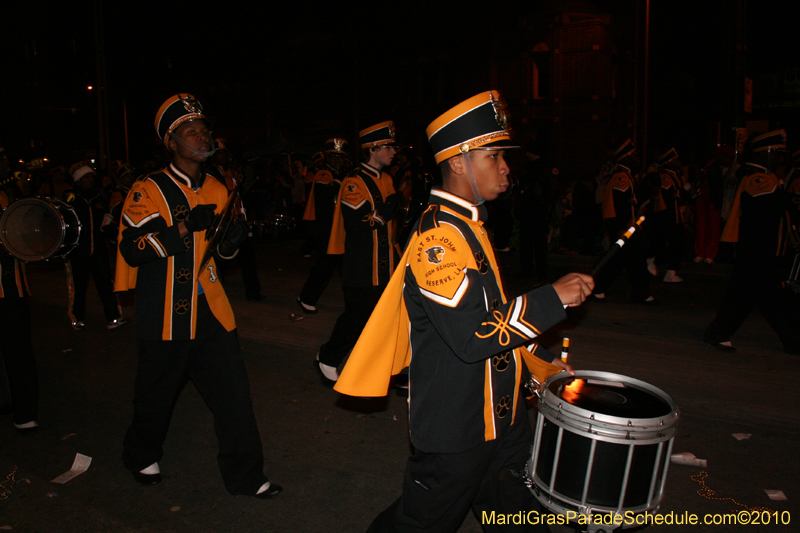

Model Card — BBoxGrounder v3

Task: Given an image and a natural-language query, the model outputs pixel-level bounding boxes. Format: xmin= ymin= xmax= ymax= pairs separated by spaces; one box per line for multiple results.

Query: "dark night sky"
xmin=2 ymin=0 xmax=798 ymax=170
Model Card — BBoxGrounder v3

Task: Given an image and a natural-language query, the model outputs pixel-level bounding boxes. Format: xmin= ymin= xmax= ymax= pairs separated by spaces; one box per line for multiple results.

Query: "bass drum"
xmin=0 ymin=197 xmax=81 ymax=261
xmin=526 ymin=371 xmax=678 ymax=529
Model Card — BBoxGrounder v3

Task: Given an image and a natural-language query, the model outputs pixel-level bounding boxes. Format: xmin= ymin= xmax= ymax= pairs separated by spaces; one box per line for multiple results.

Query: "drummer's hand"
xmin=184 ymin=204 xmax=217 ymax=233
xmin=551 ymin=357 xmax=576 ymax=376
xmin=552 ymin=273 xmax=594 ymax=307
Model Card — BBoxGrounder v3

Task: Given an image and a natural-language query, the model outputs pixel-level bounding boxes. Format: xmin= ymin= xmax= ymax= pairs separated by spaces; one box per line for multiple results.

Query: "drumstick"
xmin=591 ymin=216 xmax=645 ymax=278
xmin=560 ymin=338 xmax=569 ymax=364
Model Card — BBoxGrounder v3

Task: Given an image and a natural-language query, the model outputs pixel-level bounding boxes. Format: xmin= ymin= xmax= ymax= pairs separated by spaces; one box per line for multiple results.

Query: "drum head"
xmin=548 ymin=376 xmax=673 ymax=419
xmin=0 ymin=198 xmax=65 ymax=261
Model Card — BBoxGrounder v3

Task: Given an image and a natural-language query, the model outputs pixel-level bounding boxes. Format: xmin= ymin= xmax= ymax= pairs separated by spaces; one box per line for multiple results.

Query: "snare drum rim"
xmin=540 ymin=370 xmax=679 ymax=431
xmin=536 ymin=402 xmax=678 ymax=445
xmin=0 ymin=197 xmax=78 ymax=261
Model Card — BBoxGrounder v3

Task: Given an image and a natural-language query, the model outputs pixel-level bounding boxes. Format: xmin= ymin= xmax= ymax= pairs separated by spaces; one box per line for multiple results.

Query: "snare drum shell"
xmin=534 ymin=416 xmax=671 ymax=509
xmin=528 ymin=370 xmax=678 ymax=518
xmin=0 ymin=197 xmax=81 ymax=261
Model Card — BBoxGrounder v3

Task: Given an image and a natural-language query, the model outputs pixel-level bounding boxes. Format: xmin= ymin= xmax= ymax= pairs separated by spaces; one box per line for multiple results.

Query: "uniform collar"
xmin=360 ymin=162 xmax=380 ymax=178
xmin=429 ymin=189 xmax=486 ymax=222
xmin=168 ymin=162 xmax=208 ymax=189
xmin=614 ymin=163 xmax=632 ymax=175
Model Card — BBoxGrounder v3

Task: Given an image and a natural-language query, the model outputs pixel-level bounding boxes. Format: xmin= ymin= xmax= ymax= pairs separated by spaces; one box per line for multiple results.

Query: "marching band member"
xmin=115 ymin=94 xmax=281 ymax=498
xmin=314 ymin=123 xmax=403 ymax=384
xmin=334 ymin=91 xmax=593 ymax=532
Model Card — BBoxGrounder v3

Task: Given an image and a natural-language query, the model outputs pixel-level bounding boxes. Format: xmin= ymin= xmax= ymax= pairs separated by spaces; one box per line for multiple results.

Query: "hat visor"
xmin=469 ymin=138 xmax=520 ymax=151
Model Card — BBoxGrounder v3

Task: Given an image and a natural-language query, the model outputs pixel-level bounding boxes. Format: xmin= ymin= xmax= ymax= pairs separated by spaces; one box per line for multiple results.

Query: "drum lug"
xmin=526 ymin=376 xmax=545 ymax=400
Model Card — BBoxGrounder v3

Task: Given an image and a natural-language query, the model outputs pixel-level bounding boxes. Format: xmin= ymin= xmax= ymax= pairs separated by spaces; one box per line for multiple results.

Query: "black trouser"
xmin=318 ymin=285 xmax=384 ymax=367
xmin=0 ymin=298 xmax=39 ymax=425
xmin=66 ymin=248 xmax=121 ymax=322
xmin=654 ymin=214 xmax=686 ymax=271
xmin=593 ymin=228 xmax=651 ymax=302
xmin=217 ymin=238 xmax=262 ymax=299
xmin=705 ymin=256 xmax=800 ymax=353
xmin=299 ymin=222 xmax=341 ymax=306
xmin=123 ymin=296 xmax=268 ymax=495
xmin=368 ymin=417 xmax=548 ymax=533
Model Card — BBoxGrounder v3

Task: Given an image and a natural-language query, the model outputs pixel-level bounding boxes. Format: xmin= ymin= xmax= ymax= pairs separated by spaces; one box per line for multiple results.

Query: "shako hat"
xmin=325 ymin=138 xmax=349 ymax=154
xmin=752 ymin=130 xmax=786 ymax=153
xmin=657 ymin=147 xmax=679 ymax=166
xmin=426 ymin=90 xmax=517 ymax=165
xmin=312 ymin=151 xmax=326 ymax=165
xmin=611 ymin=139 xmax=636 ymax=163
xmin=155 ymin=94 xmax=211 ymax=147
xmin=359 ymin=121 xmax=397 ymax=149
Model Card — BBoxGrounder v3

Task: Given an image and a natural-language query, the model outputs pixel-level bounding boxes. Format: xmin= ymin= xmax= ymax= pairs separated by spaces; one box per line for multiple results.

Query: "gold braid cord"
xmin=691 ymin=471 xmax=775 ymax=513
xmin=0 ymin=466 xmax=17 ymax=500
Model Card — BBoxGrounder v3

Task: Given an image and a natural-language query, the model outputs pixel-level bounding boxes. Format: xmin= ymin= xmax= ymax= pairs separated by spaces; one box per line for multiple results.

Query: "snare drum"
xmin=0 ymin=197 xmax=81 ymax=261
xmin=526 ymin=371 xmax=678 ymax=528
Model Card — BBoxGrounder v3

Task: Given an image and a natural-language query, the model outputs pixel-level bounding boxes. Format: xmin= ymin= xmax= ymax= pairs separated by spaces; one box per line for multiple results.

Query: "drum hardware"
xmin=265 ymin=211 xmax=296 ymax=238
xmin=785 ymin=251 xmax=800 ymax=293
xmin=525 ymin=370 xmax=679 ymax=532
xmin=0 ymin=197 xmax=81 ymax=261
xmin=199 ymin=191 xmax=238 ymax=271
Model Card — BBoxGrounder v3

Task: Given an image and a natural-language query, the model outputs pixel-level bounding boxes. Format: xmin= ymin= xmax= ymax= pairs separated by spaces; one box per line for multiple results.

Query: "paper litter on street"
xmin=670 ymin=452 xmax=707 ymax=468
xmin=51 ymin=454 xmax=92 ymax=484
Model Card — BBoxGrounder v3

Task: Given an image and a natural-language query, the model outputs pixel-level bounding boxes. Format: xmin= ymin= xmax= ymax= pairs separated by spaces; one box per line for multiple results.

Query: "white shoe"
xmin=646 ymin=258 xmax=658 ymax=276
xmin=704 ymin=258 xmax=714 ymax=264
xmin=663 ymin=270 xmax=684 ymax=283
xmin=693 ymin=256 xmax=704 ymax=263
xmin=139 ymin=462 xmax=160 ymax=475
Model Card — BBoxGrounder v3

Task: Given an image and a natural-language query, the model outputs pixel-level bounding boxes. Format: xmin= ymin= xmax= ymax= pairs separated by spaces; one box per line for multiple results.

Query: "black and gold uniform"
xmin=0 ymin=252 xmax=38 ymax=429
xmin=651 ymin=149 xmax=687 ymax=280
xmin=317 ymin=153 xmax=398 ymax=372
xmin=297 ymin=145 xmax=346 ymax=311
xmin=116 ymin=93 xmax=276 ymax=498
xmin=336 ymin=91 xmax=585 ymax=532
xmin=63 ymin=167 xmax=125 ymax=329
xmin=115 ymin=163 xmax=235 ymax=340
xmin=337 ymin=189 xmax=564 ymax=532
xmin=705 ymin=163 xmax=800 ymax=353
xmin=328 ymin=162 xmax=397 ymax=286
xmin=595 ymin=162 xmax=652 ymax=302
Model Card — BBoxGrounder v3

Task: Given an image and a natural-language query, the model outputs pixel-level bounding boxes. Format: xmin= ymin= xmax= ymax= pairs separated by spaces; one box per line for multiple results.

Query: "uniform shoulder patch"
xmin=610 ymin=172 xmax=632 ymax=192
xmin=123 ymin=181 xmax=159 ymax=227
xmin=410 ymin=224 xmax=469 ymax=305
xmin=341 ymin=177 xmax=368 ymax=209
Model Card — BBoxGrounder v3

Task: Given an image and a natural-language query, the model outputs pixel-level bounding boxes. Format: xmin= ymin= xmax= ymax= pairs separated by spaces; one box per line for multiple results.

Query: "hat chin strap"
xmin=461 ymin=153 xmax=485 ymax=206
xmin=168 ymin=132 xmax=217 ymax=159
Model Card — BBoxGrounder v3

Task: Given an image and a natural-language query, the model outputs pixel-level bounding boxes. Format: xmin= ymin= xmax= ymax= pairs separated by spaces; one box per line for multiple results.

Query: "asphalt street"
xmin=1 ymin=236 xmax=798 ymax=533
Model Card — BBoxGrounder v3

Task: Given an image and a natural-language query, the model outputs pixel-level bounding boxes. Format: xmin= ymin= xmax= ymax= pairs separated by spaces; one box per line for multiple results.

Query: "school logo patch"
xmin=425 ymin=246 xmax=445 ymax=264
xmin=132 ymin=191 xmax=143 ymax=203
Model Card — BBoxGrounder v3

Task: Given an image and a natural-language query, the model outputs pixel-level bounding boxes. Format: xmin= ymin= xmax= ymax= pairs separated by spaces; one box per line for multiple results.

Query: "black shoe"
xmin=297 ymin=297 xmax=318 ymax=315
xmin=253 ymin=483 xmax=283 ymax=499
xmin=131 ymin=471 xmax=162 ymax=485
xmin=313 ymin=359 xmax=337 ymax=387
xmin=246 ymin=293 xmax=265 ymax=301
xmin=704 ymin=339 xmax=735 ymax=353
